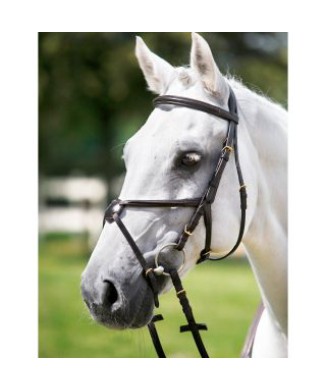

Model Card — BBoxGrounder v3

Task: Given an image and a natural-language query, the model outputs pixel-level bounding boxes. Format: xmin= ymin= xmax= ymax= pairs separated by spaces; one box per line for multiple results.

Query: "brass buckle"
xmin=222 ymin=145 xmax=233 ymax=153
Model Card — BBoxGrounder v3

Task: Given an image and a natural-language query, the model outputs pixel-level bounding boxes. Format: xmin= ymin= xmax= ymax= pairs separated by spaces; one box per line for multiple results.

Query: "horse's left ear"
xmin=135 ymin=36 xmax=176 ymax=95
xmin=190 ymin=33 xmax=229 ymax=102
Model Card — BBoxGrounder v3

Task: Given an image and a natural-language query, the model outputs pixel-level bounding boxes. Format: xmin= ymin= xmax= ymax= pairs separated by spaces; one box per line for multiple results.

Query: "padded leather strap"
xmin=153 ymin=95 xmax=239 ymax=123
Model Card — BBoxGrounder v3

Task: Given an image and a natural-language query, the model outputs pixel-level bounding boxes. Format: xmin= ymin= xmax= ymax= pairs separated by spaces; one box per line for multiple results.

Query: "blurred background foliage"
xmin=39 ymin=32 xmax=287 ymax=189
xmin=39 ymin=32 xmax=287 ymax=358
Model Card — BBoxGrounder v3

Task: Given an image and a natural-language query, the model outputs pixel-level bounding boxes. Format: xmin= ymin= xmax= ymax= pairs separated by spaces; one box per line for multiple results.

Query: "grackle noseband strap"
xmin=103 ymin=87 xmax=248 ymax=358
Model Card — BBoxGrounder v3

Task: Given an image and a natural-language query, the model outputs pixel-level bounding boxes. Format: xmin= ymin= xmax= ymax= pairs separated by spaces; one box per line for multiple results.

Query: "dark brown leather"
xmin=147 ymin=315 xmax=166 ymax=358
xmin=119 ymin=198 xmax=201 ymax=208
xmin=169 ymin=268 xmax=209 ymax=358
xmin=153 ymin=95 xmax=239 ymax=124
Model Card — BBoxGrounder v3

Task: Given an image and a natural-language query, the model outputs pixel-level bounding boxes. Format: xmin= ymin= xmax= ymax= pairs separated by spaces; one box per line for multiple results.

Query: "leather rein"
xmin=103 ymin=87 xmax=247 ymax=357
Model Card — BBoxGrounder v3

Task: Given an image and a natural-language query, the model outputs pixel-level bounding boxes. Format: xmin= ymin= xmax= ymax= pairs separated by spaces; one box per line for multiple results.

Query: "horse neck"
xmin=232 ymin=80 xmax=288 ymax=336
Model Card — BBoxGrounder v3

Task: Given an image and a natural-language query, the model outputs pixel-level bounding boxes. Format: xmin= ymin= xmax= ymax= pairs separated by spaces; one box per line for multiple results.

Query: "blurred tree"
xmin=39 ymin=32 xmax=287 ymax=186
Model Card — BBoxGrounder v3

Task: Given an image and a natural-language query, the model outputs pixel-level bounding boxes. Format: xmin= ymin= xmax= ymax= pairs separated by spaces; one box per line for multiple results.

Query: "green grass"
xmin=39 ymin=234 xmax=260 ymax=358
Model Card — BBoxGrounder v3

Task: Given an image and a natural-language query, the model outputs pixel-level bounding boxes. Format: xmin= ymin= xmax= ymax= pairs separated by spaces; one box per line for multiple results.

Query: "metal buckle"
xmin=103 ymin=199 xmax=123 ymax=224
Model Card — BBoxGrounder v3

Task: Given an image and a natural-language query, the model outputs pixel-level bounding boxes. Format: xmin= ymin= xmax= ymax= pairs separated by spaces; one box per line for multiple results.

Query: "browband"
xmin=153 ymin=95 xmax=239 ymax=124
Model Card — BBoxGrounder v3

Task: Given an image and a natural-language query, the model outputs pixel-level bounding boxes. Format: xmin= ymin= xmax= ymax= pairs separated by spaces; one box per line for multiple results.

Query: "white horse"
xmin=81 ymin=33 xmax=287 ymax=358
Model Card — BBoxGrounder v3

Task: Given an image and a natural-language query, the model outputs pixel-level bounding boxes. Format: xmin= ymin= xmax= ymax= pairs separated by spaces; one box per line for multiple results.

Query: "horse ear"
xmin=190 ymin=33 xmax=229 ymax=101
xmin=135 ymin=36 xmax=175 ymax=94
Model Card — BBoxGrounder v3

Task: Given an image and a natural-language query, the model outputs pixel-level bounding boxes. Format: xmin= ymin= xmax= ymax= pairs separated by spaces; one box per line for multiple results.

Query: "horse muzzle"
xmin=81 ymin=269 xmax=156 ymax=329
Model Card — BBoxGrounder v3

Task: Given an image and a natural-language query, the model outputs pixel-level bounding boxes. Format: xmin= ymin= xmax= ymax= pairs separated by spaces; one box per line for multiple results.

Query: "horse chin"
xmin=128 ymin=287 xmax=156 ymax=329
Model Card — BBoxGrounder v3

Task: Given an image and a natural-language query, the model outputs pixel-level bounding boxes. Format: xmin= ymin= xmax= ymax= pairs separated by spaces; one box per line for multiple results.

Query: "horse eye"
xmin=181 ymin=152 xmax=201 ymax=167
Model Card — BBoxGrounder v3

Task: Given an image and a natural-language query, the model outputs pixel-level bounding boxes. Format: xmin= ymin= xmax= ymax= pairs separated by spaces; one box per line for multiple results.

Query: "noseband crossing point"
xmin=103 ymin=87 xmax=247 ymax=358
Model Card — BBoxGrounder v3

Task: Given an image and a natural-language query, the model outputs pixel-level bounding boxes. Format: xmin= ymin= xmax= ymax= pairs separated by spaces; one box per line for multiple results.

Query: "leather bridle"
xmin=103 ymin=87 xmax=247 ymax=358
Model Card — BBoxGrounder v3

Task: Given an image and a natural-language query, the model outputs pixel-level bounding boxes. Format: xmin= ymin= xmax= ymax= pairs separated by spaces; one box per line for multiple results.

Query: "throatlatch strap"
xmin=197 ymin=88 xmax=247 ymax=263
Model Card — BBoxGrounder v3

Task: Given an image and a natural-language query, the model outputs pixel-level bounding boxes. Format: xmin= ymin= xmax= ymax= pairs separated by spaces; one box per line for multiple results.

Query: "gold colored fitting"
xmin=239 ymin=184 xmax=247 ymax=190
xmin=184 ymin=224 xmax=193 ymax=236
xmin=176 ymin=289 xmax=186 ymax=296
xmin=145 ymin=268 xmax=153 ymax=276
xmin=222 ymin=145 xmax=233 ymax=153
xmin=201 ymin=250 xmax=211 ymax=257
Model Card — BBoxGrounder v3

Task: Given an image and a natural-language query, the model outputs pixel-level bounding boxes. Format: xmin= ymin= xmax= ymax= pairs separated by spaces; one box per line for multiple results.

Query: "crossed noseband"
xmin=103 ymin=87 xmax=247 ymax=358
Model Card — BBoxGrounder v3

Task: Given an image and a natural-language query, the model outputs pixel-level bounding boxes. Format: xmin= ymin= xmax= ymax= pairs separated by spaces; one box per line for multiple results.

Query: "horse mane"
xmin=174 ymin=67 xmax=287 ymax=123
xmin=229 ymin=76 xmax=287 ymax=157
xmin=227 ymin=76 xmax=287 ymax=123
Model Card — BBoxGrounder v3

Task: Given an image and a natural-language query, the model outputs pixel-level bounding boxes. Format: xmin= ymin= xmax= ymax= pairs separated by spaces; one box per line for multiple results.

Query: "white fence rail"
xmin=39 ymin=176 xmax=108 ymax=246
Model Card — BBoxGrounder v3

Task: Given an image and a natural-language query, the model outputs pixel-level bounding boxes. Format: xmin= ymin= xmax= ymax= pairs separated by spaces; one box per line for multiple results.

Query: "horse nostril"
xmin=103 ymin=280 xmax=119 ymax=306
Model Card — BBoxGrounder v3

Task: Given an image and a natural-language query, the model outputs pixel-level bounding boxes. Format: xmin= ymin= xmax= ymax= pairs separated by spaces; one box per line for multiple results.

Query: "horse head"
xmin=81 ymin=33 xmax=257 ymax=329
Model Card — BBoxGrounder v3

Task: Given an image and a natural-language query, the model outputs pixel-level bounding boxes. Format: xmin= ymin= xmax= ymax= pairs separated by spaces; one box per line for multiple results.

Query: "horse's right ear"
xmin=135 ymin=36 xmax=175 ymax=95
xmin=190 ymin=33 xmax=229 ymax=103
